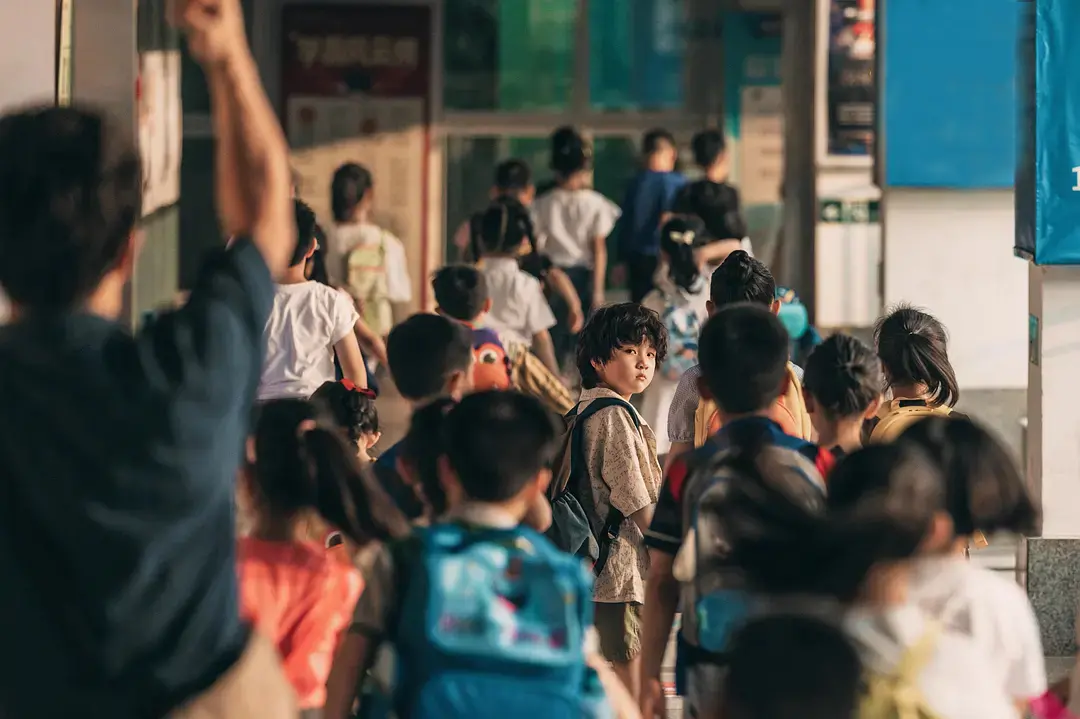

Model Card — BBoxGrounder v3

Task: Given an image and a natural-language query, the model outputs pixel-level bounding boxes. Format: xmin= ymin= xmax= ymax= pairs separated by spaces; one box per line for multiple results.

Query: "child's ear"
xmin=535 ymin=467 xmax=552 ymax=495
xmin=695 ymin=374 xmax=713 ymax=401
xmin=437 ymin=454 xmax=464 ymax=510
xmin=705 ymin=299 xmax=715 ymax=317
xmin=305 ymin=238 xmax=318 ymax=260
xmin=864 ymin=395 xmax=883 ymax=420
xmin=802 ymin=389 xmax=816 ymax=415
xmin=367 ymin=431 xmax=382 ymax=449
xmin=245 ymin=436 xmax=257 ymax=465
xmin=447 ymin=367 xmax=473 ymax=399
xmin=483 ymin=297 xmax=493 ymax=315
xmin=770 ymin=298 xmax=782 ymax=315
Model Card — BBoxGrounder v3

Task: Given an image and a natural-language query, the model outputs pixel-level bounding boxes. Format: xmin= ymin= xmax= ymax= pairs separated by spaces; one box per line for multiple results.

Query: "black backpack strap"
xmin=569 ymin=397 xmax=641 ymax=576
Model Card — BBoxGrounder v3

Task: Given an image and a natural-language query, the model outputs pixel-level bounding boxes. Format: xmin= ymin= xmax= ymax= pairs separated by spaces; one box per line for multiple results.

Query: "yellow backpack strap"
xmin=860 ymin=623 xmax=941 ymax=719
xmin=693 ymin=399 xmax=714 ymax=449
xmin=870 ymin=402 xmax=952 ymax=444
xmin=784 ymin=364 xmax=814 ymax=440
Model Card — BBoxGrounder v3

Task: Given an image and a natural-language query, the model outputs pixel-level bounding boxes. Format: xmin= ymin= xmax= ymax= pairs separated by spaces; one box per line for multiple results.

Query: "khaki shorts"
xmin=593 ymin=602 xmax=643 ymax=663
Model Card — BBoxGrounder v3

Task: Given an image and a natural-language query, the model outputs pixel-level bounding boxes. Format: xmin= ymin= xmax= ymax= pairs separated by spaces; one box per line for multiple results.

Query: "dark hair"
xmin=691 ymin=128 xmax=727 ymax=168
xmin=306 ymin=224 xmax=330 ymax=284
xmin=331 ymin=162 xmax=373 ymax=223
xmin=710 ymin=250 xmax=775 ymax=307
xmin=310 ymin=380 xmax=379 ymax=447
xmin=576 ymin=303 xmax=669 ymax=390
xmin=443 ymin=391 xmax=561 ymax=503
xmin=399 ymin=397 xmax=458 ymax=520
xmin=0 ymin=106 xmax=142 ymax=309
xmin=690 ymin=181 xmax=747 ymax=240
xmin=251 ymin=399 xmax=409 ymax=547
xmin=898 ymin=417 xmax=1039 ymax=537
xmin=803 ymin=334 xmax=883 ymax=420
xmin=659 ymin=216 xmax=708 ymax=292
xmin=725 ymin=615 xmax=861 ymax=719
xmin=718 ymin=443 xmax=944 ymax=602
xmin=875 ymin=304 xmax=959 ymax=408
xmin=290 ymin=199 xmax=318 ymax=267
xmin=472 ymin=197 xmax=534 ymax=257
xmin=698 ymin=303 xmax=789 ymax=415
xmin=494 ymin=159 xmax=532 ymax=194
xmin=550 ymin=126 xmax=591 ymax=176
xmin=432 ymin=264 xmax=488 ymax=321
xmin=387 ymin=313 xmax=474 ymax=401
xmin=642 ymin=128 xmax=676 ymax=156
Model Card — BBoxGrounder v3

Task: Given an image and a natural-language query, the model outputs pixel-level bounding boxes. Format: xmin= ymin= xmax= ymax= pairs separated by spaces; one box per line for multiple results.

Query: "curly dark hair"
xmin=576 ymin=302 xmax=669 ymax=390
xmin=310 ymin=380 xmax=379 ymax=447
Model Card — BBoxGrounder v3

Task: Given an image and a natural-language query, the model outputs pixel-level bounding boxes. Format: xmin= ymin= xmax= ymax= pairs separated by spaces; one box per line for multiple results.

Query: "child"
xmin=870 ymin=303 xmax=961 ymax=441
xmin=455 ymin=160 xmax=586 ymax=332
xmin=615 ymin=128 xmax=687 ymax=303
xmin=324 ymin=391 xmax=638 ymax=719
xmin=671 ymin=128 xmax=751 ymax=265
xmin=237 ymin=398 xmax=409 ymax=712
xmin=258 ymin=199 xmax=368 ymax=399
xmin=712 ymin=443 xmax=1023 ymax=719
xmin=639 ymin=216 xmax=711 ymax=455
xmin=532 ymin=127 xmax=621 ymax=365
xmin=310 ymin=379 xmax=381 ymax=460
xmin=431 ymin=264 xmax=513 ymax=392
xmin=896 ymin=417 xmax=1045 ymax=712
xmin=473 ymin=200 xmax=561 ymax=374
xmin=801 ymin=333 xmax=883 ymax=458
xmin=639 ymin=304 xmax=834 ymax=719
xmin=374 ymin=313 xmax=475 ymax=520
xmin=568 ymin=302 xmax=667 ymax=698
xmin=665 ymin=250 xmax=811 ymax=464
xmin=326 ymin=162 xmax=412 ymax=338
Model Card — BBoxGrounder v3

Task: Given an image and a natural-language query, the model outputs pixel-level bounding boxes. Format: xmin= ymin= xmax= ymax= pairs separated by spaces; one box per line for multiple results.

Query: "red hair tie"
xmin=339 ymin=379 xmax=377 ymax=399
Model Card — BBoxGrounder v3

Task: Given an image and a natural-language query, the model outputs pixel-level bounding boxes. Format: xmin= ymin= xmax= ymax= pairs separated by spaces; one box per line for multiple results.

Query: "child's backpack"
xmin=869 ymin=399 xmax=954 ymax=444
xmin=365 ymin=523 xmax=612 ymax=719
xmin=675 ymin=443 xmax=826 ymax=655
xmin=508 ymin=346 xmax=574 ymax=416
xmin=545 ymin=397 xmax=640 ymax=574
xmin=346 ymin=234 xmax=393 ymax=338
xmin=692 ymin=363 xmax=813 ymax=448
xmin=859 ymin=623 xmax=942 ymax=719
xmin=469 ymin=326 xmax=512 ymax=391
xmin=660 ymin=304 xmax=703 ymax=382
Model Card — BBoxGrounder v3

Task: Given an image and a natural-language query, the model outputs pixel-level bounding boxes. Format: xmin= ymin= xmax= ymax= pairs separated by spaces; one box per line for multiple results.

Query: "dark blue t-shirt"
xmin=617 ymin=169 xmax=687 ymax=257
xmin=0 ymin=239 xmax=273 ymax=717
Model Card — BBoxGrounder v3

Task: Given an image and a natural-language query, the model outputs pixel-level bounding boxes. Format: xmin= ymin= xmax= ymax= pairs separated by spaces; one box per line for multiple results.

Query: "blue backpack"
xmin=363 ymin=523 xmax=612 ymax=719
xmin=659 ymin=304 xmax=703 ymax=382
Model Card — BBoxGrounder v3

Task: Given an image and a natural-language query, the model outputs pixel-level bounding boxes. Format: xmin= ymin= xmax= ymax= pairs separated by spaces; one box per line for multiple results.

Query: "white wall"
xmin=882 ymin=189 xmax=1028 ymax=390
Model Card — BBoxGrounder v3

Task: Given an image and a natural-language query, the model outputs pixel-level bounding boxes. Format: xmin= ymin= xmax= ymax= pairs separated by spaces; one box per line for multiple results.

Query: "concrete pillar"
xmin=1016 ymin=0 xmax=1080 ymax=663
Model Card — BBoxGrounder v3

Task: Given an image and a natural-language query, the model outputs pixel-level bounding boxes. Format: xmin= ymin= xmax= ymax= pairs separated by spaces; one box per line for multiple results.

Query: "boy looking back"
xmin=639 ymin=304 xmax=834 ymax=719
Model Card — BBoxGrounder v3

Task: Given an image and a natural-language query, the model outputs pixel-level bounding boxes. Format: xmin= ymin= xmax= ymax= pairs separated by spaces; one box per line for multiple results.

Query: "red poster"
xmin=281 ymin=3 xmax=433 ymax=308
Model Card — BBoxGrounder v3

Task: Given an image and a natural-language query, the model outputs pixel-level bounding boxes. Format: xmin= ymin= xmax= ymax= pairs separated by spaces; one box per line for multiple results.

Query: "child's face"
xmin=594 ymin=340 xmax=657 ymax=398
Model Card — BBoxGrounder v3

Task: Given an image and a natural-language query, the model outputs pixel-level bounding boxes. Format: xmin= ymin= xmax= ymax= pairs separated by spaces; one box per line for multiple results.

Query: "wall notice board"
xmin=879 ymin=0 xmax=1019 ymax=188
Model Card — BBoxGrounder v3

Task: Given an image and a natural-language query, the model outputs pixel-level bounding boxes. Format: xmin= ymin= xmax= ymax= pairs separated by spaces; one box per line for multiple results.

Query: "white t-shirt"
xmin=480 ymin=257 xmax=556 ymax=348
xmin=531 ymin=188 xmax=620 ymax=269
xmin=908 ymin=556 xmax=1046 ymax=702
xmin=324 ymin=222 xmax=412 ymax=304
xmin=846 ymin=604 xmax=1019 ymax=719
xmin=258 ymin=281 xmax=359 ymax=400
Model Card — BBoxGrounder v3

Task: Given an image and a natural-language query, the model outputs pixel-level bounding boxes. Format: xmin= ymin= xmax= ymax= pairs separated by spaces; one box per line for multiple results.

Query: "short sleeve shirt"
xmin=0 ymin=239 xmax=273 ymax=717
xmin=578 ymin=387 xmax=663 ymax=604
xmin=481 ymin=257 xmax=557 ymax=348
xmin=258 ymin=281 xmax=359 ymax=400
xmin=532 ymin=188 xmax=621 ymax=269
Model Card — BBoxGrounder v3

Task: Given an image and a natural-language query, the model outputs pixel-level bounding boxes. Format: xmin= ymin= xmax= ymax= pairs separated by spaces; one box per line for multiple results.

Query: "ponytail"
xmin=659 ymin=216 xmax=706 ymax=292
xmin=252 ymin=400 xmax=409 ymax=547
xmin=874 ymin=304 xmax=959 ymax=407
xmin=330 ymin=163 xmax=373 ymax=224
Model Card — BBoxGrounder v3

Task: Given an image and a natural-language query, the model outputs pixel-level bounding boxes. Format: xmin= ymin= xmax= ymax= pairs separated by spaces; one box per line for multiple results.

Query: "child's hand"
xmin=568 ymin=305 xmax=585 ymax=334
xmin=173 ymin=0 xmax=248 ymax=68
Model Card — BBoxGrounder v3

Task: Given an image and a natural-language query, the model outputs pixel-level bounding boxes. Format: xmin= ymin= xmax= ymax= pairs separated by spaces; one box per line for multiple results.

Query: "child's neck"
xmin=646 ymin=156 xmax=670 ymax=172
xmin=250 ymin=515 xmax=300 ymax=543
xmin=597 ymin=382 xmax=633 ymax=402
xmin=815 ymin=417 xmax=864 ymax=452
xmin=714 ymin=407 xmax=773 ymax=426
xmin=858 ymin=561 xmax=911 ymax=606
xmin=889 ymin=382 xmax=929 ymax=401
xmin=278 ymin=267 xmax=308 ymax=285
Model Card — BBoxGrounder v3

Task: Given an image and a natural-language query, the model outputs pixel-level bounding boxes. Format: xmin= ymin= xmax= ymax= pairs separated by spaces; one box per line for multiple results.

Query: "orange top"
xmin=237 ymin=538 xmax=363 ymax=709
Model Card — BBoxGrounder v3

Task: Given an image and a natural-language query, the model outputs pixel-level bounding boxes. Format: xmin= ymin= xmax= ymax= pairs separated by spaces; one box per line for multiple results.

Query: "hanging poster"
xmin=138 ymin=50 xmax=182 ymax=216
xmin=825 ymin=0 xmax=875 ymax=158
xmin=281 ymin=3 xmax=432 ymax=305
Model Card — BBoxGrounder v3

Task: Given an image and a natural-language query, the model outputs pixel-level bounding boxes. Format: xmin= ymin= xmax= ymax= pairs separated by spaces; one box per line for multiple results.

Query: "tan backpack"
xmin=869 ymin=399 xmax=953 ymax=444
xmin=693 ymin=363 xmax=813 ymax=447
xmin=346 ymin=233 xmax=393 ymax=338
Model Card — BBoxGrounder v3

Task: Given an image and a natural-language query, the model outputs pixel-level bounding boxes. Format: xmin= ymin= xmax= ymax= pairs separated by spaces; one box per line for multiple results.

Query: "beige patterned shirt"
xmin=579 ymin=387 xmax=663 ymax=604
